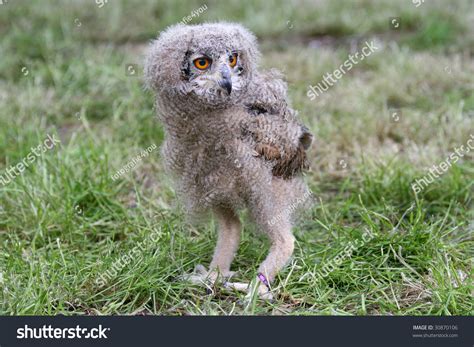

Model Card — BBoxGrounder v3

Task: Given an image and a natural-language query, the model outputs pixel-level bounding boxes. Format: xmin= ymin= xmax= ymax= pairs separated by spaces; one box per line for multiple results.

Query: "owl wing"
xmin=241 ymin=70 xmax=313 ymax=179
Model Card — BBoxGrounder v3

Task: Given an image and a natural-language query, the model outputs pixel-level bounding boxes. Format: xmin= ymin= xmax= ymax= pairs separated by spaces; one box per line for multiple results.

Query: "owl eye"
xmin=193 ymin=57 xmax=211 ymax=70
xmin=229 ymin=53 xmax=238 ymax=68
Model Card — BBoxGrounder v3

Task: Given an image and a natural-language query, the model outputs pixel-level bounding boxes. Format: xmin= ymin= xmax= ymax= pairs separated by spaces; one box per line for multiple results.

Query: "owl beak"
xmin=218 ymin=66 xmax=232 ymax=95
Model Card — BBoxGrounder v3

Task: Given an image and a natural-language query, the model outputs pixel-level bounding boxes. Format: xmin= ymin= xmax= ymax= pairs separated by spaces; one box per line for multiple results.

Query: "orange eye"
xmin=229 ymin=53 xmax=238 ymax=68
xmin=193 ymin=57 xmax=211 ymax=70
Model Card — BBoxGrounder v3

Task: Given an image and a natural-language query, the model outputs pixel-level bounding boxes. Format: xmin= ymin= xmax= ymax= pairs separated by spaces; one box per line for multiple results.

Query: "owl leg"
xmin=257 ymin=220 xmax=295 ymax=283
xmin=225 ymin=221 xmax=293 ymax=301
xmin=181 ymin=207 xmax=241 ymax=288
xmin=209 ymin=207 xmax=241 ymax=277
xmin=224 ymin=197 xmax=294 ymax=300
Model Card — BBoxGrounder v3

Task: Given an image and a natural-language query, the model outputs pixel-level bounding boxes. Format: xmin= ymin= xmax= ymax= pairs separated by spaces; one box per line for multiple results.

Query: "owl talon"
xmin=194 ymin=264 xmax=208 ymax=276
xmin=180 ymin=265 xmax=236 ymax=287
xmin=224 ymin=279 xmax=274 ymax=301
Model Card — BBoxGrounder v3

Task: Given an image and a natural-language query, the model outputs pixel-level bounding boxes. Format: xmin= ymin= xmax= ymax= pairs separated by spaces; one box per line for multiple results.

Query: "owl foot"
xmin=223 ymin=277 xmax=274 ymax=301
xmin=180 ymin=264 xmax=236 ymax=295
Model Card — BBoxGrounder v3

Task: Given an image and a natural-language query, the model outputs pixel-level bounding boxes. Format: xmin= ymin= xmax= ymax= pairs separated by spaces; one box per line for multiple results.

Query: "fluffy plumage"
xmin=145 ymin=22 xmax=313 ymax=298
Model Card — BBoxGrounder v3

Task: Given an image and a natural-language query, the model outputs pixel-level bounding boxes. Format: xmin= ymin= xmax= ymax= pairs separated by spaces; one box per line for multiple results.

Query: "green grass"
xmin=0 ymin=0 xmax=473 ymax=315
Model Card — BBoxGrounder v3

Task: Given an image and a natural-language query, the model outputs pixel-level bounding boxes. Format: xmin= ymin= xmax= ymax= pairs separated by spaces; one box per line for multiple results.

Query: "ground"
xmin=0 ymin=0 xmax=472 ymax=315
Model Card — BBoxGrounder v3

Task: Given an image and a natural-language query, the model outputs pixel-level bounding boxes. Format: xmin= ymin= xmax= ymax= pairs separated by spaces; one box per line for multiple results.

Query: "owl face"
xmin=145 ymin=23 xmax=260 ymax=110
xmin=183 ymin=48 xmax=247 ymax=106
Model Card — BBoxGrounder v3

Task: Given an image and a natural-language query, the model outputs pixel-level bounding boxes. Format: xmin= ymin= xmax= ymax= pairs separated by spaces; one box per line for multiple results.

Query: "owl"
xmin=145 ymin=22 xmax=313 ymax=299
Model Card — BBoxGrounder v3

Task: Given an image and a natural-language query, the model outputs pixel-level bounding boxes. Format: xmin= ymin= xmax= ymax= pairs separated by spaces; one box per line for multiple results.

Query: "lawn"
xmin=0 ymin=0 xmax=472 ymax=315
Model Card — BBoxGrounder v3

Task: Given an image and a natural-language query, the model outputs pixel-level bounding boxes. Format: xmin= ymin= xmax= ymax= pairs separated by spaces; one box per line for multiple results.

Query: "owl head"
xmin=145 ymin=22 xmax=260 ymax=108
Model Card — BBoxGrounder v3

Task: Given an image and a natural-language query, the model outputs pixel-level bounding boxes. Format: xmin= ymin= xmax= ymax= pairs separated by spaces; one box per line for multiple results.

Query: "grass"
xmin=0 ymin=0 xmax=472 ymax=315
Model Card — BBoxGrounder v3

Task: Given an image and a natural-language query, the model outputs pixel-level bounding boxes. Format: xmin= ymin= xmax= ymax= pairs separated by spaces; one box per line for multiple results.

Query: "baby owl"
xmin=145 ymin=22 xmax=313 ymax=299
